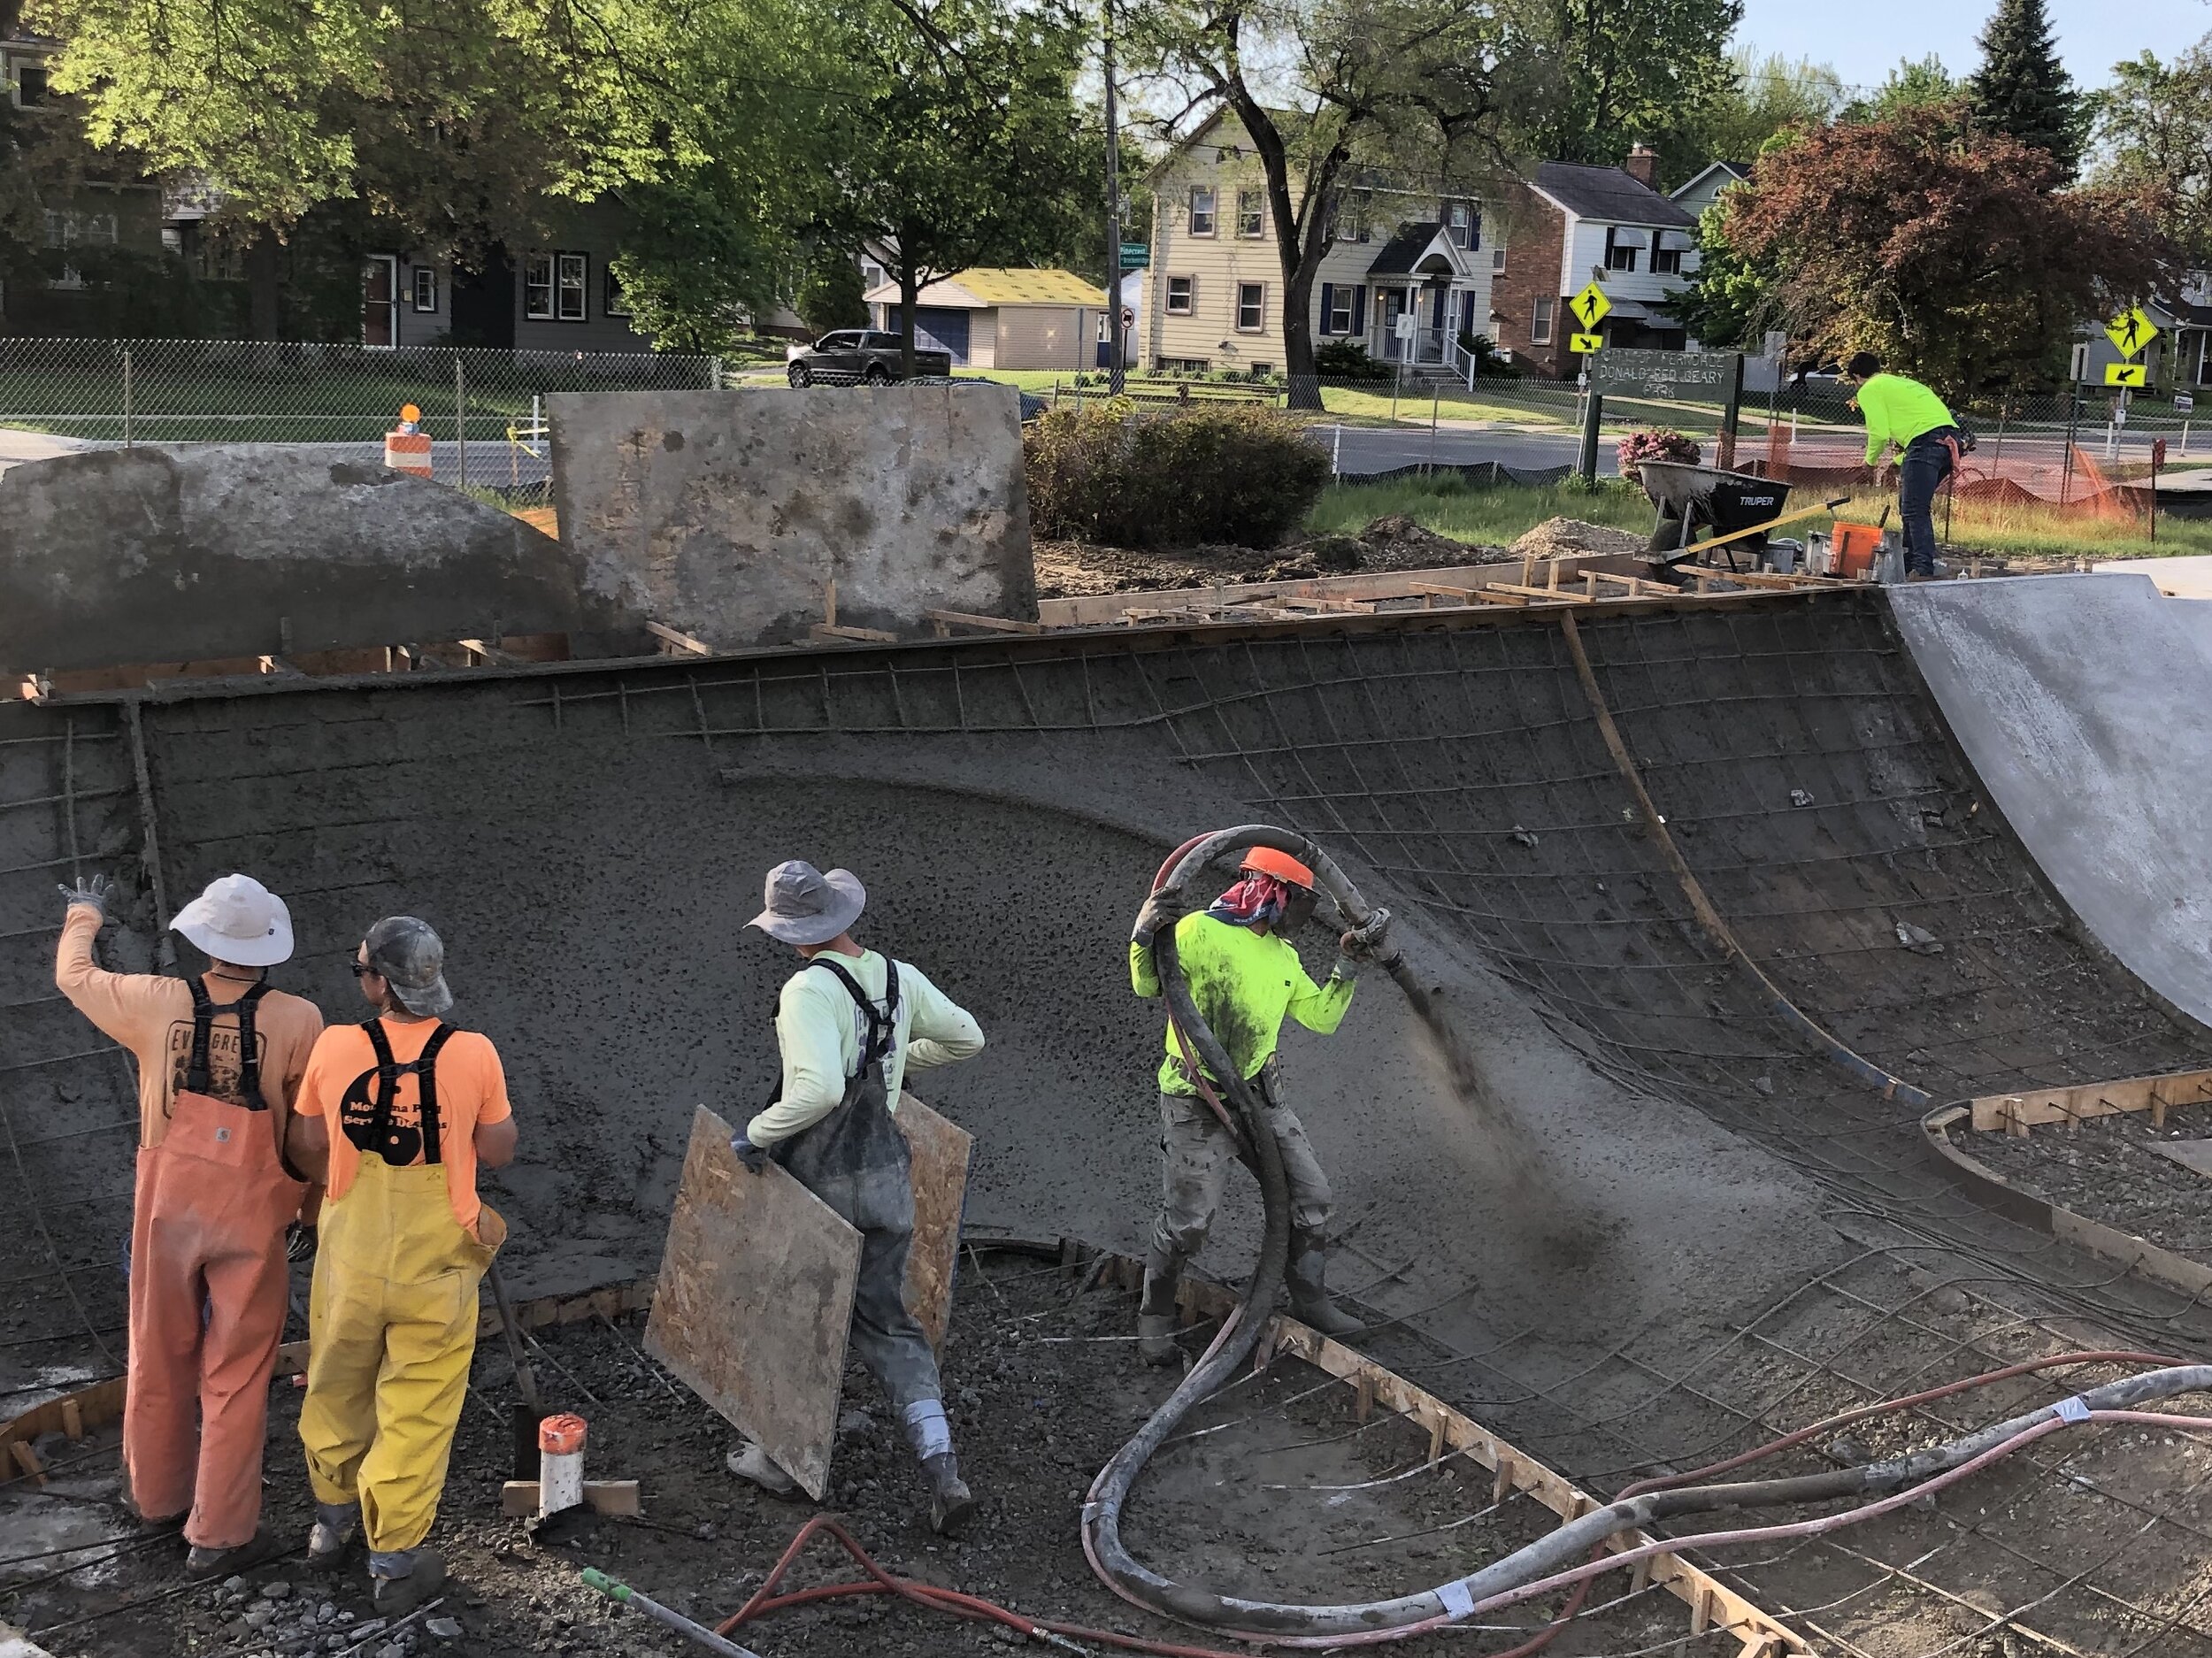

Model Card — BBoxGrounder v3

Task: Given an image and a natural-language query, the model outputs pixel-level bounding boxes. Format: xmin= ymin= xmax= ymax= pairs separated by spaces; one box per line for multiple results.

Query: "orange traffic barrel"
xmin=385 ymin=403 xmax=433 ymax=477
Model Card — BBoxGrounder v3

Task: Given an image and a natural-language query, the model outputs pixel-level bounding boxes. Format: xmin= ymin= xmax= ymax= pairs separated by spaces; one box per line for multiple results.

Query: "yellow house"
xmin=1143 ymin=110 xmax=1500 ymax=378
xmin=864 ymin=267 xmax=1108 ymax=372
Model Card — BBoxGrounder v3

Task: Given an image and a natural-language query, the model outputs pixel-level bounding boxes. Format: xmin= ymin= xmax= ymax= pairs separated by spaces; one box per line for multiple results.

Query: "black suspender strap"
xmin=186 ymin=979 xmax=272 ymax=1101
xmin=360 ymin=1018 xmax=458 ymax=1165
xmin=807 ymin=956 xmax=902 ymax=1073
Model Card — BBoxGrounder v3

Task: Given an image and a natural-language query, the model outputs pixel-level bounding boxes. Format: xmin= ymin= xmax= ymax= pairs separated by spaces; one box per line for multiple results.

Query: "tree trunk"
xmin=898 ymin=265 xmax=919 ymax=380
xmin=246 ymin=227 xmax=282 ymax=342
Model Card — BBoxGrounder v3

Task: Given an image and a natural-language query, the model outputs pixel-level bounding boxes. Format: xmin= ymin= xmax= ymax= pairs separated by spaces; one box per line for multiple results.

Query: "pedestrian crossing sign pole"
xmin=2104 ymin=306 xmax=2158 ymax=393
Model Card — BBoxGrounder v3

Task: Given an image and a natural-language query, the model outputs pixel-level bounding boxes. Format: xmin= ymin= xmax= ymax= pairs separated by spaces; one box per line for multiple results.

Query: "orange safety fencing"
xmin=1748 ymin=420 xmax=2159 ymax=520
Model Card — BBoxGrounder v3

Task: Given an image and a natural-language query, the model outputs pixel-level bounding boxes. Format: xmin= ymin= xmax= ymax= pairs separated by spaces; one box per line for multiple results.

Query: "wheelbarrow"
xmin=1635 ymin=460 xmax=1793 ymax=580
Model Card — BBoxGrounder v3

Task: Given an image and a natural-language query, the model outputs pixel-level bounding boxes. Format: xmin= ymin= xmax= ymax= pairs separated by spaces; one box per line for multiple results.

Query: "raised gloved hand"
xmin=1338 ymin=906 xmax=1396 ymax=967
xmin=730 ymin=1133 xmax=771 ymax=1174
xmin=1133 ymin=888 xmax=1187 ymax=947
xmin=56 ymin=872 xmax=113 ymax=920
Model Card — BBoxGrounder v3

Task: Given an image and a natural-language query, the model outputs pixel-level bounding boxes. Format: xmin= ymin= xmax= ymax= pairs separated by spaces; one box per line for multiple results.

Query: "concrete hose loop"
xmin=1081 ymin=828 xmax=2212 ymax=1643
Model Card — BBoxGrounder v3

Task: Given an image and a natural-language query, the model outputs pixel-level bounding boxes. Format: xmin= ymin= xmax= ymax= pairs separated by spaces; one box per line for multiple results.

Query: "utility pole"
xmin=1102 ymin=0 xmax=1126 ymax=395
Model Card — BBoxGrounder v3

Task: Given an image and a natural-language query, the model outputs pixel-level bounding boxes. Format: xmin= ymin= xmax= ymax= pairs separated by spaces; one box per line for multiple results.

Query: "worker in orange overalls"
xmin=54 ymin=871 xmax=324 ymax=1575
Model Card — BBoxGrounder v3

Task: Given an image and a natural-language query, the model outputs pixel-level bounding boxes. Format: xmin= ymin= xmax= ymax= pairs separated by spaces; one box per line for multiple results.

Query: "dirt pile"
xmin=1033 ymin=515 xmax=1507 ymax=598
xmin=1507 ymin=516 xmax=1648 ymax=562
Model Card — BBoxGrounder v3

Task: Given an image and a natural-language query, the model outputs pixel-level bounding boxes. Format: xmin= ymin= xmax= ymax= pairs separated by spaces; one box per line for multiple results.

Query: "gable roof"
xmin=1532 ymin=162 xmax=1695 ymax=229
xmin=1364 ymin=222 xmax=1471 ymax=279
xmin=865 ymin=267 xmax=1104 ymax=310
xmin=1670 ymin=160 xmax=1749 ymax=202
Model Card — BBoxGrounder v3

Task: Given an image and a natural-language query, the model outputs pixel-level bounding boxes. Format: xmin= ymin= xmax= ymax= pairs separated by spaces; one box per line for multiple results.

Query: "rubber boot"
xmin=186 ymin=1528 xmax=279 ymax=1578
xmin=369 ymin=1547 xmax=448 ymax=1616
xmin=726 ymin=1440 xmax=800 ymax=1497
xmin=1286 ymin=1237 xmax=1363 ymax=1339
xmin=306 ymin=1501 xmax=357 ymax=1570
xmin=923 ymin=1452 xmax=975 ymax=1536
xmin=1136 ymin=1245 xmax=1185 ymax=1366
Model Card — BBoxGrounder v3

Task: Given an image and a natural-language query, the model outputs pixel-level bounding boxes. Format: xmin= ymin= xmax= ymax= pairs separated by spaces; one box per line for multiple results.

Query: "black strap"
xmin=186 ymin=979 xmax=272 ymax=1103
xmin=360 ymin=1018 xmax=458 ymax=1165
xmin=807 ymin=956 xmax=902 ymax=1074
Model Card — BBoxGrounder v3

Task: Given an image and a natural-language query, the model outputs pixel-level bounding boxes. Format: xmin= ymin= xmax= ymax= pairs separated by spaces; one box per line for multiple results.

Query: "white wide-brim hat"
xmin=171 ymin=873 xmax=295 ymax=968
xmin=748 ymin=860 xmax=866 ymax=946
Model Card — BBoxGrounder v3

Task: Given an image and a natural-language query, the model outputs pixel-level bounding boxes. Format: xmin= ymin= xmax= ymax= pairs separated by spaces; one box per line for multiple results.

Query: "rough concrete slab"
xmin=0 ymin=445 xmax=645 ymax=673
xmin=1892 ymin=572 xmax=2212 ymax=1030
xmin=2096 ymin=554 xmax=2212 ymax=597
xmin=548 ymin=385 xmax=1035 ymax=648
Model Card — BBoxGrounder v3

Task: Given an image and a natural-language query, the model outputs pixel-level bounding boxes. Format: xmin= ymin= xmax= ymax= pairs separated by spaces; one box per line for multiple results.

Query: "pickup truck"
xmin=785 ymin=330 xmax=953 ymax=387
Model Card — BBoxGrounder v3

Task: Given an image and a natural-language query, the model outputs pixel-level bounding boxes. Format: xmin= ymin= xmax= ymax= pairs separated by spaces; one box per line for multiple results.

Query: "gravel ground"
xmin=1970 ymin=1098 xmax=2212 ymax=1258
xmin=2 ymin=1251 xmax=1692 ymax=1658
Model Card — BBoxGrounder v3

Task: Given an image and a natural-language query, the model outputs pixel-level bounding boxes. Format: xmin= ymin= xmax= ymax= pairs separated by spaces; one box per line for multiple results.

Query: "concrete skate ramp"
xmin=548 ymin=384 xmax=1035 ymax=649
xmin=1892 ymin=572 xmax=2212 ymax=1030
xmin=0 ymin=446 xmax=648 ymax=675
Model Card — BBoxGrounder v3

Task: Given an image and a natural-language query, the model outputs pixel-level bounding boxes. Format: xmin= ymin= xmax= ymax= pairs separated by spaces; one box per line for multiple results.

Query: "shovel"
xmin=485 ymin=1260 xmax=547 ymax=1478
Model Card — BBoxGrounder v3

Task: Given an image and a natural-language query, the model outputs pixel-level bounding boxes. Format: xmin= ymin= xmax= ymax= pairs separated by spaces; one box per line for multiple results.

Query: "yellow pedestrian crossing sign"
xmin=2106 ymin=307 xmax=2158 ymax=357
xmin=1569 ymin=333 xmax=1604 ymax=354
xmin=2106 ymin=361 xmax=2147 ymax=388
xmin=1569 ymin=282 xmax=1611 ymax=331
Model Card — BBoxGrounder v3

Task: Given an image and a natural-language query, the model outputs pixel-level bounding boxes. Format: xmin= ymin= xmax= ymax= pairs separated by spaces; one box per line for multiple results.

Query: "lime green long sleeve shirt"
xmin=1855 ymin=373 xmax=1955 ymax=464
xmin=1130 ymin=911 xmax=1356 ymax=1096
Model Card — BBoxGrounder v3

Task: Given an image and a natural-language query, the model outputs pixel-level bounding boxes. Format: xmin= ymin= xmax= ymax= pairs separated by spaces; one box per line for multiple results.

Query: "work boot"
xmin=923 ymin=1452 xmax=975 ymax=1536
xmin=1286 ymin=1238 xmax=1364 ymax=1339
xmin=369 ymin=1547 xmax=448 ymax=1616
xmin=1136 ymin=1245 xmax=1185 ymax=1366
xmin=306 ymin=1501 xmax=357 ymax=1570
xmin=185 ymin=1529 xmax=279 ymax=1578
xmin=726 ymin=1440 xmax=800 ymax=1497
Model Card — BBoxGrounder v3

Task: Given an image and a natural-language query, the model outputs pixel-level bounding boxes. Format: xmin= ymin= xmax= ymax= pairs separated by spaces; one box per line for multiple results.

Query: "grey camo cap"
xmin=363 ymin=915 xmax=454 ymax=1017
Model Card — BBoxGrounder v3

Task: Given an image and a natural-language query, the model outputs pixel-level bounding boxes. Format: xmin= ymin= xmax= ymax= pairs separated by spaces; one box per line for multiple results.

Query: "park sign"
xmin=2107 ymin=307 xmax=2158 ymax=357
xmin=1592 ymin=349 xmax=1742 ymax=401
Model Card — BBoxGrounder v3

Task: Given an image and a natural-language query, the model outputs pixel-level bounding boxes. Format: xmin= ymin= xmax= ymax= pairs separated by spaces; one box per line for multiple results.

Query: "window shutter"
xmin=1351 ymin=286 xmax=1367 ymax=334
xmin=1318 ymin=282 xmax=1335 ymax=334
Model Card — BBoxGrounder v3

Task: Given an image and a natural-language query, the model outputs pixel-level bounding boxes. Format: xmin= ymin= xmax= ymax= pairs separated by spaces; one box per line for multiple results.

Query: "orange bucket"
xmin=1830 ymin=521 xmax=1886 ymax=580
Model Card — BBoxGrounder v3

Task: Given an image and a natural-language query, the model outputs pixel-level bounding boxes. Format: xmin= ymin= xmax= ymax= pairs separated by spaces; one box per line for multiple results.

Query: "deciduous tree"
xmin=2092 ymin=42 xmax=2212 ymax=266
xmin=1520 ymin=0 xmax=1742 ymax=173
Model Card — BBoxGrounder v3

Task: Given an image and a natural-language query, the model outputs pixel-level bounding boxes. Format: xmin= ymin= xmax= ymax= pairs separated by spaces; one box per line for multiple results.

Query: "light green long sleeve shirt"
xmin=1855 ymin=372 xmax=1955 ymax=464
xmin=1130 ymin=911 xmax=1355 ymax=1096
xmin=747 ymin=948 xmax=985 ymax=1147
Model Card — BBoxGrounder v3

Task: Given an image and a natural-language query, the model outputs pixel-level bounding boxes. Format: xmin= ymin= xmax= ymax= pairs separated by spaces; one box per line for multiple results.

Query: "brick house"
xmin=1490 ymin=148 xmax=1700 ymax=380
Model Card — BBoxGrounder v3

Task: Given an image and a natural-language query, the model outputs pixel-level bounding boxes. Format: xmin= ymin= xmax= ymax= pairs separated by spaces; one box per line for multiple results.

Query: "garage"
xmin=865 ymin=268 xmax=1106 ymax=372
xmin=910 ymin=307 xmax=972 ymax=365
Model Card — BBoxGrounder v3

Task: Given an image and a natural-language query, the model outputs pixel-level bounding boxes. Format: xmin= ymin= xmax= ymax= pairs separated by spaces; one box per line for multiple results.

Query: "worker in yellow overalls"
xmin=287 ymin=917 xmax=517 ymax=1614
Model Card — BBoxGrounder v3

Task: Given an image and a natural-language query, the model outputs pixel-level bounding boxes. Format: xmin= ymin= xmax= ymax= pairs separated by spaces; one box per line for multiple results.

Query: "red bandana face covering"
xmin=1206 ymin=872 xmax=1291 ymax=929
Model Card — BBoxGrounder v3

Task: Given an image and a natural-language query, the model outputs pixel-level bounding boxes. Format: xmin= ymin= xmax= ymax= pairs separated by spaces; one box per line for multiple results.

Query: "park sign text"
xmin=1592 ymin=349 xmax=1741 ymax=401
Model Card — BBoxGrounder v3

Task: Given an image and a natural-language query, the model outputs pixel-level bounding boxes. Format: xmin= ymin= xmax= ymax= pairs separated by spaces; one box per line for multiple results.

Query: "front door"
xmin=1380 ymin=289 xmax=1409 ymax=360
xmin=363 ymin=257 xmax=398 ymax=349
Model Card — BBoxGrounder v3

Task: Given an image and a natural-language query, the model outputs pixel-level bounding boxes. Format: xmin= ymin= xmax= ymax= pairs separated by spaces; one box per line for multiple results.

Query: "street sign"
xmin=1570 ymin=282 xmax=1611 ymax=331
xmin=1592 ymin=349 xmax=1741 ymax=400
xmin=2106 ymin=362 xmax=2148 ymax=388
xmin=1120 ymin=307 xmax=1135 ymax=330
xmin=1569 ymin=333 xmax=1604 ymax=354
xmin=1394 ymin=312 xmax=1417 ymax=340
xmin=2107 ymin=307 xmax=2159 ymax=357
xmin=1119 ymin=242 xmax=1148 ymax=270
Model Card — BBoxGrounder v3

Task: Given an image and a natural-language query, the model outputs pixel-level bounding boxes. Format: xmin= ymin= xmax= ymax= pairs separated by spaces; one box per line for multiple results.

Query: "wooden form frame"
xmin=1963 ymin=1068 xmax=2212 ymax=1135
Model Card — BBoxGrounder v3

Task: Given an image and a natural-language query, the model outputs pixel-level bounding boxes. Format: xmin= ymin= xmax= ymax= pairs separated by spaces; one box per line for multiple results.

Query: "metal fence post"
xmin=121 ymin=348 xmax=133 ymax=449
xmin=454 ymin=352 xmax=467 ymax=489
xmin=1717 ymin=351 xmax=1743 ymax=471
xmin=1427 ymin=392 xmax=1439 ymax=475
xmin=1331 ymin=421 xmax=1342 ymax=480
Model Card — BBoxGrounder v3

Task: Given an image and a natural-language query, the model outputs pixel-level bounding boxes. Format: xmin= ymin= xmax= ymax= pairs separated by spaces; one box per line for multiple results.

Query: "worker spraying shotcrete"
xmin=52 ymin=872 xmax=324 ymax=1577
xmin=288 ymin=917 xmax=516 ymax=1615
xmin=725 ymin=860 xmax=987 ymax=1535
xmin=1128 ymin=847 xmax=1393 ymax=1363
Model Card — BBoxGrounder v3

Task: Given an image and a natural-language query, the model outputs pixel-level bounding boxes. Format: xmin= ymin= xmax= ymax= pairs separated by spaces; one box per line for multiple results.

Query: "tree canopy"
xmin=2092 ymin=42 xmax=2212 ymax=268
xmin=1516 ymin=0 xmax=1743 ymax=178
xmin=1664 ymin=50 xmax=1842 ymax=183
xmin=1968 ymin=0 xmax=2083 ymax=178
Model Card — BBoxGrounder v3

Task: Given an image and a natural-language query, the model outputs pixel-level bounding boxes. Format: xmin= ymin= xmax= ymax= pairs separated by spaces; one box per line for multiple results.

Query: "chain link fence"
xmin=0 ymin=336 xmax=729 ymax=503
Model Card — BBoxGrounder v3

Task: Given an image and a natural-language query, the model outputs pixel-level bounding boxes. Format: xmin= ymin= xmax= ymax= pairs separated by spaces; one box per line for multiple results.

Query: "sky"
xmin=1734 ymin=0 xmax=2210 ymax=93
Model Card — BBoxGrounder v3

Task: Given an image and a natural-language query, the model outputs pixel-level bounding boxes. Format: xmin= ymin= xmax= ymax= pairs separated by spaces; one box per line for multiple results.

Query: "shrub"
xmin=1616 ymin=426 xmax=1702 ymax=486
xmin=1025 ymin=401 xmax=1330 ymax=548
xmin=1455 ymin=331 xmax=1517 ymax=378
xmin=1314 ymin=341 xmax=1390 ymax=381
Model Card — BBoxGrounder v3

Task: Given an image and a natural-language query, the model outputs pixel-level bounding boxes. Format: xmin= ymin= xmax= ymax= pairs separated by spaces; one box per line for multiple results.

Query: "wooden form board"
xmin=897 ymin=1094 xmax=973 ymax=1351
xmin=1035 ymin=557 xmax=1652 ymax=627
xmin=1966 ymin=1068 xmax=2212 ymax=1135
xmin=644 ymin=1106 xmax=862 ymax=1501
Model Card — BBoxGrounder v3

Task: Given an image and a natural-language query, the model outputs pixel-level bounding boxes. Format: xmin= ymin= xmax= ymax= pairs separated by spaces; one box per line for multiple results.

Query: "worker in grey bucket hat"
xmin=726 ymin=860 xmax=987 ymax=1535
xmin=359 ymin=917 xmax=454 ymax=1017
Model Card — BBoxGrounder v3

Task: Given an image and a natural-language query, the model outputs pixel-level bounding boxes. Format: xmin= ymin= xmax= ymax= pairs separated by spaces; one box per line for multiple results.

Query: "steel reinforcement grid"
xmin=5 ymin=586 xmax=2211 ymax=1655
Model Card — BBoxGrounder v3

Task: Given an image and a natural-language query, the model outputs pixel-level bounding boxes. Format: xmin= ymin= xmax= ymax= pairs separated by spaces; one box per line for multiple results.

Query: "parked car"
xmin=785 ymin=330 xmax=952 ymax=387
xmin=906 ymin=374 xmax=1048 ymax=421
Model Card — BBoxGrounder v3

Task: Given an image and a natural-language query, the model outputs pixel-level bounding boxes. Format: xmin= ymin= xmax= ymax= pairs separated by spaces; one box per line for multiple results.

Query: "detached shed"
xmin=868 ymin=268 xmax=1107 ymax=371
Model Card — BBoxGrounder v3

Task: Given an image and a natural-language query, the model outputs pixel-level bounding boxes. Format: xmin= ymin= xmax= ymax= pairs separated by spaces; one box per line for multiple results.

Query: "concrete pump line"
xmin=1072 ymin=829 xmax=2212 ymax=1646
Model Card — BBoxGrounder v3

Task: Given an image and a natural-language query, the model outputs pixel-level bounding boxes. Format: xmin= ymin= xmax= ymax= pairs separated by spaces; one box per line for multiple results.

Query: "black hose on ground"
xmin=1078 ymin=824 xmax=2212 ymax=1645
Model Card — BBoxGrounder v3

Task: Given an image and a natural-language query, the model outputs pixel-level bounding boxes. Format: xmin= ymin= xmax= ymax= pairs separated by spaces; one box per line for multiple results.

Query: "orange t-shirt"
xmin=294 ymin=1017 xmax=511 ymax=1232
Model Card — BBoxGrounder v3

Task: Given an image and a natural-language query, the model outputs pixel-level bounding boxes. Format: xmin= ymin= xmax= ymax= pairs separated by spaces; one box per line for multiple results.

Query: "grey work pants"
xmin=803 ymin=1160 xmax=941 ymax=1412
xmin=1149 ymin=1079 xmax=1333 ymax=1261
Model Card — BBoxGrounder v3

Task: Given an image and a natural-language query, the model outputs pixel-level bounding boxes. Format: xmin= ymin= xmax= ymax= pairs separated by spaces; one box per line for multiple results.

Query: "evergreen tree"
xmin=1967 ymin=0 xmax=2083 ymax=178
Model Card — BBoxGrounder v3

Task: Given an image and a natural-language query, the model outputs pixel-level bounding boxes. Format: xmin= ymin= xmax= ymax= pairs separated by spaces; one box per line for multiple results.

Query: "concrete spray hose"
xmin=1079 ymin=825 xmax=2212 ymax=1647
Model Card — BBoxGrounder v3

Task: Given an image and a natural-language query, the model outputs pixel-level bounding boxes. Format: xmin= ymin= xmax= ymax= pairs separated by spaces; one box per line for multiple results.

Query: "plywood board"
xmin=643 ymin=1106 xmax=861 ymax=1501
xmin=897 ymin=1094 xmax=974 ymax=1350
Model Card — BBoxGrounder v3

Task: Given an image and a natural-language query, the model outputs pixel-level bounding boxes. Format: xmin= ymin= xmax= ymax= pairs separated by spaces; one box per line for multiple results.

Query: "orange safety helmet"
xmin=1240 ymin=846 xmax=1315 ymax=890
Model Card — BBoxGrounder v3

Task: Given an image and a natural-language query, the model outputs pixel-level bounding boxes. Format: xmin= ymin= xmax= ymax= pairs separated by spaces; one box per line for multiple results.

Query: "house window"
xmin=1492 ymin=246 xmax=1506 ymax=271
xmin=1237 ymin=189 xmax=1264 ymax=239
xmin=14 ymin=61 xmax=48 ymax=106
xmin=411 ymin=266 xmax=438 ymax=312
xmin=1325 ymin=285 xmax=1353 ymax=335
xmin=1532 ymin=297 xmax=1554 ymax=346
xmin=557 ymin=252 xmax=588 ymax=320
xmin=1235 ymin=282 xmax=1264 ymax=332
xmin=603 ymin=264 xmax=631 ymax=317
xmin=524 ymin=253 xmax=555 ymax=319
xmin=859 ymin=258 xmax=886 ymax=291
xmin=1446 ymin=201 xmax=1479 ymax=250
xmin=1652 ymin=244 xmax=1682 ymax=275
xmin=1165 ymin=275 xmax=1195 ymax=315
xmin=1187 ymin=187 xmax=1217 ymax=236
xmin=1604 ymin=228 xmax=1640 ymax=272
xmin=1333 ymin=189 xmax=1372 ymax=243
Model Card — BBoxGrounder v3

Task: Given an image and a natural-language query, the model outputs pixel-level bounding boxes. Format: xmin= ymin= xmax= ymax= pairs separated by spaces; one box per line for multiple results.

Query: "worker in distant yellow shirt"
xmin=1842 ymin=351 xmax=1963 ymax=580
xmin=1127 ymin=847 xmax=1392 ymax=1362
